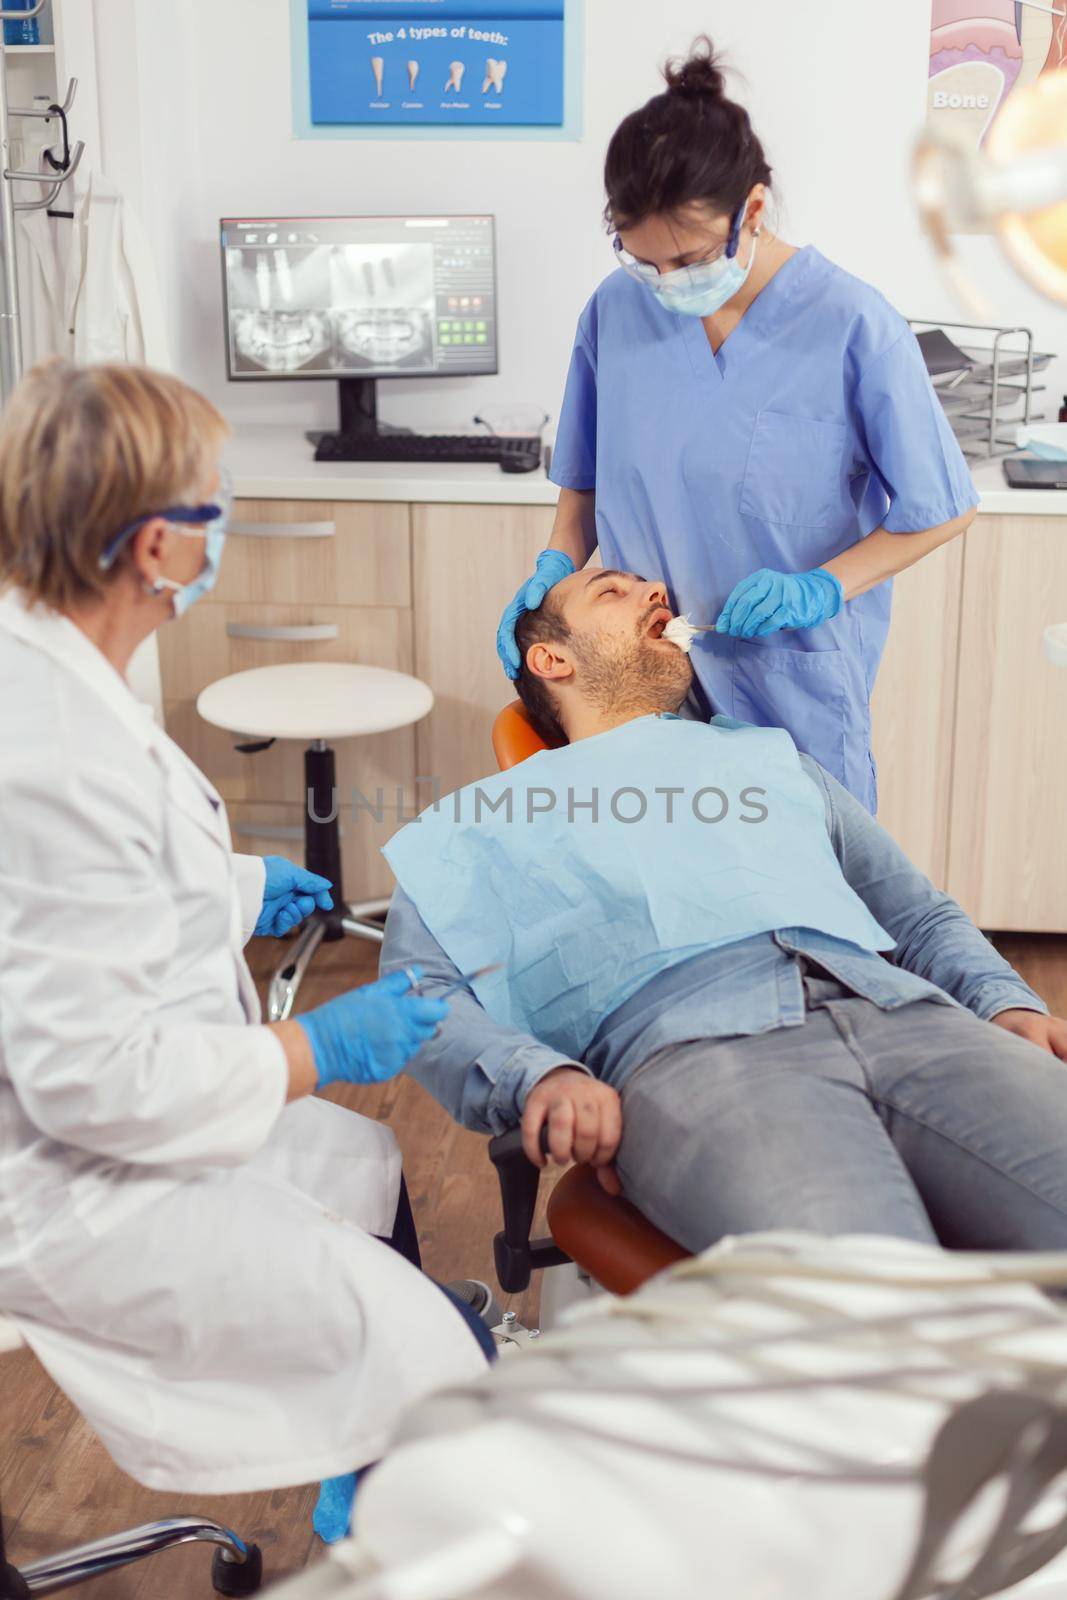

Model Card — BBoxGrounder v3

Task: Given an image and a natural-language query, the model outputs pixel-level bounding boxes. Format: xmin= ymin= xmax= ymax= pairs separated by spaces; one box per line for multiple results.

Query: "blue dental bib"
xmin=384 ymin=715 xmax=893 ymax=1059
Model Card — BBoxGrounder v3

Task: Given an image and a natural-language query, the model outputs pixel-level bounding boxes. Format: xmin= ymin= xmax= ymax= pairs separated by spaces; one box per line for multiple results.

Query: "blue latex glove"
xmin=313 ymin=1472 xmax=357 ymax=1544
xmin=715 ymin=567 xmax=844 ymax=640
xmin=496 ymin=547 xmax=577 ymax=679
xmin=254 ymin=855 xmax=334 ymax=938
xmin=296 ymin=966 xmax=449 ymax=1089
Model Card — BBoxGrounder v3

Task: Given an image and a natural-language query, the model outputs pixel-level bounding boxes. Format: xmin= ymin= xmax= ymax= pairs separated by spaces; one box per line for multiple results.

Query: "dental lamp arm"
xmin=379 ymin=887 xmax=589 ymax=1135
xmin=803 ymin=756 xmax=1047 ymax=1021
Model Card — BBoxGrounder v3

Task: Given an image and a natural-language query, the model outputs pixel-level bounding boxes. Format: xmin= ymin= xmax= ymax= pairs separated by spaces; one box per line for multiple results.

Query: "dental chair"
xmin=488 ymin=702 xmax=690 ymax=1312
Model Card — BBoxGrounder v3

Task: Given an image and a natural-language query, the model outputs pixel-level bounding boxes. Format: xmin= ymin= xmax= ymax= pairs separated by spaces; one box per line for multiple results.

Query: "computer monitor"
xmin=220 ymin=213 xmax=498 ymax=437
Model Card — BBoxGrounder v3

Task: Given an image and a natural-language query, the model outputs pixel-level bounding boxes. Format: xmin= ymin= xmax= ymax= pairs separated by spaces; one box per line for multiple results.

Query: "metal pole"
xmin=0 ymin=37 xmax=21 ymax=403
xmin=0 ymin=0 xmax=48 ymax=404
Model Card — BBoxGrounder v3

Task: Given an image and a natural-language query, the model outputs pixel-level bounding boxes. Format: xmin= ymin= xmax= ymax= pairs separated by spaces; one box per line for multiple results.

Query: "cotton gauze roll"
xmin=662 ymin=615 xmax=699 ymax=653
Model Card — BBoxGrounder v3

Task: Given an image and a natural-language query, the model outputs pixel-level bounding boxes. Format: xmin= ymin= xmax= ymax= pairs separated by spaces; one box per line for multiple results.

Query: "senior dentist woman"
xmin=0 ymin=360 xmax=490 ymax=1499
xmin=498 ymin=39 xmax=978 ymax=812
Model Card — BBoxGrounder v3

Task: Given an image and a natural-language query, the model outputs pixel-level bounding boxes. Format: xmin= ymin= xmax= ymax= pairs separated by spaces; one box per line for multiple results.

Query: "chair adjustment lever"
xmin=488 ymin=1125 xmax=571 ymax=1294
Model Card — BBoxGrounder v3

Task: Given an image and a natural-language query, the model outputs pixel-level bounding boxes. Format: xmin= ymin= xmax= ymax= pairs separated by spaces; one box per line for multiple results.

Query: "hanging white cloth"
xmin=16 ymin=166 xmax=170 ymax=370
xmin=16 ymin=165 xmax=173 ymax=719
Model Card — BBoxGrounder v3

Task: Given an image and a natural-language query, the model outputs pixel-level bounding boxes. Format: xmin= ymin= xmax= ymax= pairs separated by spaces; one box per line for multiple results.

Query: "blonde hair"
xmin=0 ymin=359 xmax=230 ymax=609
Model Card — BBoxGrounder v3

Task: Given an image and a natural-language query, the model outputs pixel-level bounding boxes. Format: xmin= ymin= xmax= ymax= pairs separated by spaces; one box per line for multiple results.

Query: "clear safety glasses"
xmin=611 ymin=199 xmax=746 ymax=286
xmin=98 ymin=465 xmax=234 ymax=573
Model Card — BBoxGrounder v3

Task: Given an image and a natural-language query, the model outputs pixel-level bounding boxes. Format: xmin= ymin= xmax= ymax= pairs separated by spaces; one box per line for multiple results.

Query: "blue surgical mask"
xmin=98 ymin=465 xmax=233 ymax=616
xmin=613 ymin=199 xmax=761 ymax=318
xmin=648 ymin=229 xmax=760 ymax=317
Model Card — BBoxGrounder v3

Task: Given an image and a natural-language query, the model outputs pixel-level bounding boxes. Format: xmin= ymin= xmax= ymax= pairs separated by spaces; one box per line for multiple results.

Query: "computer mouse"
xmin=499 ymin=454 xmax=540 ymax=474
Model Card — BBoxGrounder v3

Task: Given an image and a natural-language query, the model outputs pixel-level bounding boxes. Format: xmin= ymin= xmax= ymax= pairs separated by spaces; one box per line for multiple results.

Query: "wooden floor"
xmin=5 ymin=931 xmax=1067 ymax=1597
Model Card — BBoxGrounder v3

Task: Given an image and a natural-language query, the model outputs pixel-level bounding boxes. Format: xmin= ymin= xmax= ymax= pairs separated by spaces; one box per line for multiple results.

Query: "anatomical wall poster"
xmin=928 ymin=0 xmax=1067 ymax=150
xmin=307 ymin=0 xmax=565 ymax=126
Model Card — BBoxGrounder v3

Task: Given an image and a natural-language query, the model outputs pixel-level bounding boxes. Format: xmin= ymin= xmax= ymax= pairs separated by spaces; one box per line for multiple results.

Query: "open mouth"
xmin=645 ymin=607 xmax=673 ymax=641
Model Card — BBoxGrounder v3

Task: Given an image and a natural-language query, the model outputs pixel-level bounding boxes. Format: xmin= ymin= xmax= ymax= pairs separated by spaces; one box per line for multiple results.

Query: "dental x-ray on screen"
xmin=220 ymin=214 xmax=498 ymax=380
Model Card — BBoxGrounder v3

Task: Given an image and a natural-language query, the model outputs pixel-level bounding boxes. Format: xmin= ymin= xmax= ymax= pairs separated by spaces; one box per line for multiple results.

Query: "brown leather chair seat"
xmin=546 ymin=1165 xmax=689 ymax=1295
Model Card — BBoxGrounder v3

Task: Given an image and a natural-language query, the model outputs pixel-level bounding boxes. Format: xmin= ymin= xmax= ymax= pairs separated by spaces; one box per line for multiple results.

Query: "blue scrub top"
xmin=548 ymin=246 xmax=977 ymax=811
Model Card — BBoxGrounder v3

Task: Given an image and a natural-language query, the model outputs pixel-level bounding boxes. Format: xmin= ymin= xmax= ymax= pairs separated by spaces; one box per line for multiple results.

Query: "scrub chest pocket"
xmin=740 ymin=411 xmax=849 ymax=529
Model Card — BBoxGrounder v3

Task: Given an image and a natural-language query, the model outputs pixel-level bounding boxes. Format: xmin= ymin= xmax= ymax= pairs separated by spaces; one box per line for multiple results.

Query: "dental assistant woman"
xmin=497 ymin=39 xmax=978 ymax=812
xmin=0 ymin=360 xmax=487 ymax=1496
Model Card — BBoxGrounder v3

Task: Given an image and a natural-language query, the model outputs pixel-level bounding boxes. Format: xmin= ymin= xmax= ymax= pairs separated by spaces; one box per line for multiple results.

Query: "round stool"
xmin=197 ymin=661 xmax=433 ymax=1023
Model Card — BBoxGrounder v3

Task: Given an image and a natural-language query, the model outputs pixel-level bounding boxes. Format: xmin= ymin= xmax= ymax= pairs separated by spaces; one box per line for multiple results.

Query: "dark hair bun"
xmin=664 ymin=37 xmax=726 ymax=101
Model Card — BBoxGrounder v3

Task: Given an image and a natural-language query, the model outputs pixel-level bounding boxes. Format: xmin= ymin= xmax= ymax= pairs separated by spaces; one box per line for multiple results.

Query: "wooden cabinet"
xmin=870 ymin=537 xmax=964 ymax=888
xmin=946 ymin=515 xmax=1067 ymax=929
xmin=412 ymin=503 xmax=557 ymax=796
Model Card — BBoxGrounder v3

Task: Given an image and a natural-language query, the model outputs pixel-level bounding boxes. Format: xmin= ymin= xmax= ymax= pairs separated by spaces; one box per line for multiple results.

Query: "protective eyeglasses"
xmin=98 ymin=466 xmax=234 ymax=574
xmin=612 ymin=199 xmax=747 ymax=284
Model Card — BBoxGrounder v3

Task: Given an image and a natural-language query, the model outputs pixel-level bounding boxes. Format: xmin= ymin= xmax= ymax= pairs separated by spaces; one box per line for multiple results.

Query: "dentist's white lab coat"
xmin=16 ymin=168 xmax=171 ymax=371
xmin=0 ymin=591 xmax=483 ymax=1494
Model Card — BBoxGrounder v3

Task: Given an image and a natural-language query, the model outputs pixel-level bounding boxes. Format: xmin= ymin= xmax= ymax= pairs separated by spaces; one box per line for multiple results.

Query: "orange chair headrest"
xmin=492 ymin=699 xmax=563 ymax=771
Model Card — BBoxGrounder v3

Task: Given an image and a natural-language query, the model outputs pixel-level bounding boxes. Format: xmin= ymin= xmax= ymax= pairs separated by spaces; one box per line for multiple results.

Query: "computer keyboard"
xmin=314 ymin=431 xmax=542 ymax=470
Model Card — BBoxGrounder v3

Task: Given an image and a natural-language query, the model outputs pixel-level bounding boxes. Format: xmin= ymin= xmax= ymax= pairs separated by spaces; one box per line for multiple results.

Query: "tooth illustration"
xmin=482 ymin=57 xmax=507 ymax=93
xmin=407 ymin=59 xmax=419 ymax=91
xmin=371 ymin=56 xmax=384 ymax=96
xmin=445 ymin=60 xmax=466 ymax=93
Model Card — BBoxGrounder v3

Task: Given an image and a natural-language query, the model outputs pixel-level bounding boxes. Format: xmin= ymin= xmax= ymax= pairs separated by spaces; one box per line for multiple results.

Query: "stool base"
xmin=266 ymin=899 xmax=392 ymax=1023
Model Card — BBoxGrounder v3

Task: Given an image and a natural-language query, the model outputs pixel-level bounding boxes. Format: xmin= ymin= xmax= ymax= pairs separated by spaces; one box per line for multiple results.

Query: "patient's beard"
xmin=570 ymin=628 xmax=693 ymax=726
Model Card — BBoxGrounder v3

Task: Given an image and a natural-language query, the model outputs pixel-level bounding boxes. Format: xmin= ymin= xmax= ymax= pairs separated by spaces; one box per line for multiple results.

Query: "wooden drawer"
xmin=157 ymin=603 xmax=413 ymax=703
xmin=214 ymin=500 xmax=411 ymax=607
xmin=228 ymin=800 xmax=407 ymax=902
xmin=164 ymin=699 xmax=418 ymax=809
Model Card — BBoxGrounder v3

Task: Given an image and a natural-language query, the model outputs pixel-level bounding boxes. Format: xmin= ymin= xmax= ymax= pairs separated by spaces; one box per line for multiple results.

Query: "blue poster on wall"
xmin=307 ymin=0 xmax=565 ymax=127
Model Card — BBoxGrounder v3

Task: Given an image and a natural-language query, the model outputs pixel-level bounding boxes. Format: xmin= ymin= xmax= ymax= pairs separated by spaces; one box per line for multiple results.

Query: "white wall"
xmin=93 ymin=0 xmax=1067 ymax=435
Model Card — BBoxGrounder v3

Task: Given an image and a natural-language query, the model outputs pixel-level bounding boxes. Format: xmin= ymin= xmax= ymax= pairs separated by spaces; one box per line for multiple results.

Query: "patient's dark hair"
xmin=514 ymin=596 xmax=571 ymax=748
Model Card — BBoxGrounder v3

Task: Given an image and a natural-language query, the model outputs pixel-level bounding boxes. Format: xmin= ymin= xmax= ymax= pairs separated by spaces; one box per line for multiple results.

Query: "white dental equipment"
xmin=270 ymin=1232 xmax=1067 ymax=1600
xmin=914 ymin=67 xmax=1067 ymax=315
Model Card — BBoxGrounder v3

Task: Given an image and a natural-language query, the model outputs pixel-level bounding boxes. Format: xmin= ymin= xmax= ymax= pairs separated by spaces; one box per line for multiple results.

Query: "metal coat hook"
xmin=4 ymin=78 xmax=83 ymax=214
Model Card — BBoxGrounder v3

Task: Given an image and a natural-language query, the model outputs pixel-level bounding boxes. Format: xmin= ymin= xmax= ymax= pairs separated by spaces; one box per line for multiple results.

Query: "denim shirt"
xmin=380 ymin=751 xmax=1045 ymax=1136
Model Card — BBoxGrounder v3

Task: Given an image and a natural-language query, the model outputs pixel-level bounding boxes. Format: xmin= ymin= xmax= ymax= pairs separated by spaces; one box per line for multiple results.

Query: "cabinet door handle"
xmin=229 ymin=520 xmax=336 ymax=540
xmin=226 ymin=623 xmax=340 ymax=642
xmin=233 ymin=822 xmax=304 ymax=843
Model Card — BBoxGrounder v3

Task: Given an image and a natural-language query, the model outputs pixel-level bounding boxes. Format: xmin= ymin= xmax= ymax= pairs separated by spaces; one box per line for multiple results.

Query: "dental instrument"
xmin=406 ymin=961 xmax=504 ymax=999
xmin=273 ymin=1233 xmax=1067 ymax=1600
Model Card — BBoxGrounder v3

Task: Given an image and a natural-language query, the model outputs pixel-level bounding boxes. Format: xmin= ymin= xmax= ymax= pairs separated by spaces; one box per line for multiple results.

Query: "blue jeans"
xmin=616 ymin=966 xmax=1067 ymax=1254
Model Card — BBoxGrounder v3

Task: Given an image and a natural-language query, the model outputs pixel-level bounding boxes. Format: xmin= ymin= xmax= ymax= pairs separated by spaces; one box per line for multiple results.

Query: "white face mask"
xmin=613 ymin=199 xmax=761 ymax=318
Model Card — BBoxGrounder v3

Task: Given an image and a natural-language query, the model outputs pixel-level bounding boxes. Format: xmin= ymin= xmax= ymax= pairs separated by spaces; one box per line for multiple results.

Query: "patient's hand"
xmin=991 ymin=1009 xmax=1067 ymax=1060
xmin=522 ymin=1067 xmax=622 ymax=1195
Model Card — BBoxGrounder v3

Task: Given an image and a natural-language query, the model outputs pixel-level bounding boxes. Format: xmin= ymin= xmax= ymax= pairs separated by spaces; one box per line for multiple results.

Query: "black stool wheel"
xmin=0 ymin=1563 xmax=30 ymax=1600
xmin=212 ymin=1543 xmax=263 ymax=1596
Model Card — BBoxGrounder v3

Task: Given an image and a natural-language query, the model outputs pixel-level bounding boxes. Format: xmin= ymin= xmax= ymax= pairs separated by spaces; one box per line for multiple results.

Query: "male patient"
xmin=380 ymin=567 xmax=1067 ymax=1255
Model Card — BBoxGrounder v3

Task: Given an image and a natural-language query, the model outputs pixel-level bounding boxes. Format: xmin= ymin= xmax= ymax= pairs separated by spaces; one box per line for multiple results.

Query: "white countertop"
xmin=228 ymin=426 xmax=559 ymax=506
xmin=967 ymin=458 xmax=1067 ymax=516
xmin=228 ymin=427 xmax=1067 ymax=516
